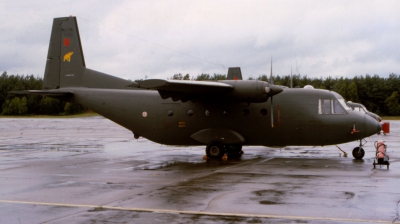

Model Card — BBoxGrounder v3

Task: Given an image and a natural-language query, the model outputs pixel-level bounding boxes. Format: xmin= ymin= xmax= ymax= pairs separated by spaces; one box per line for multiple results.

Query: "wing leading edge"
xmin=137 ymin=79 xmax=283 ymax=103
xmin=137 ymin=79 xmax=233 ymax=102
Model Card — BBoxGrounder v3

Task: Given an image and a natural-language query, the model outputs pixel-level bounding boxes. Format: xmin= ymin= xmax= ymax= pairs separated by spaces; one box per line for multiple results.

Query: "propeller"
xmin=264 ymin=57 xmax=282 ymax=128
xmin=269 ymin=57 xmax=274 ymax=128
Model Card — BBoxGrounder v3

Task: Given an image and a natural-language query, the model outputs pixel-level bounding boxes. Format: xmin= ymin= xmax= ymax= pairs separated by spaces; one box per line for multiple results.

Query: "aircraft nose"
xmin=365 ymin=115 xmax=381 ymax=136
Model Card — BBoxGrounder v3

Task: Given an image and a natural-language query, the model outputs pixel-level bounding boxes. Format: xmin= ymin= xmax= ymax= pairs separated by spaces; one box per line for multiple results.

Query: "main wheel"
xmin=352 ymin=147 xmax=365 ymax=159
xmin=225 ymin=145 xmax=243 ymax=158
xmin=226 ymin=144 xmax=242 ymax=153
xmin=206 ymin=142 xmax=226 ymax=159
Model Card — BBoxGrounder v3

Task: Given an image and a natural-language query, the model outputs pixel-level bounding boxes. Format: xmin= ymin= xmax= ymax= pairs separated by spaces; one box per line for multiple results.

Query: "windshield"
xmin=318 ymin=99 xmax=347 ymax=114
xmin=354 ymin=107 xmax=366 ymax=113
xmin=338 ymin=99 xmax=351 ymax=110
xmin=361 ymin=105 xmax=369 ymax=112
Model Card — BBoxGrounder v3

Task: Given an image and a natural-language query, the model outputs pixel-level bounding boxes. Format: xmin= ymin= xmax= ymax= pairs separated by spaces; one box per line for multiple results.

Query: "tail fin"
xmin=43 ymin=16 xmax=134 ymax=90
xmin=227 ymin=67 xmax=242 ymax=80
xmin=43 ymin=17 xmax=85 ymax=89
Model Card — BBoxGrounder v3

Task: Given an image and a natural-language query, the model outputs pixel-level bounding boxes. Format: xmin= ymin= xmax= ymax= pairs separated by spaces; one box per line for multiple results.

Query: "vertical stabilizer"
xmin=43 ymin=16 xmax=85 ymax=89
xmin=227 ymin=67 xmax=242 ymax=80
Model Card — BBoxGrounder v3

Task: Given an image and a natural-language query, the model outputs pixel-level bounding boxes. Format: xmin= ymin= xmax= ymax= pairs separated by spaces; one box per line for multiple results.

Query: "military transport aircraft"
xmin=15 ymin=16 xmax=381 ymax=160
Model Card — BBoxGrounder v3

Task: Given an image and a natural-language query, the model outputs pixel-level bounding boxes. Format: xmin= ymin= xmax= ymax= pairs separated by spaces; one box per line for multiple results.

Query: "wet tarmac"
xmin=0 ymin=116 xmax=399 ymax=223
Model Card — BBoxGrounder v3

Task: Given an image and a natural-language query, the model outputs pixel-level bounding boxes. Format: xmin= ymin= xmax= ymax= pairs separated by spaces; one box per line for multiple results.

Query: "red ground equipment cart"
xmin=373 ymin=140 xmax=389 ymax=169
xmin=382 ymin=122 xmax=390 ymax=135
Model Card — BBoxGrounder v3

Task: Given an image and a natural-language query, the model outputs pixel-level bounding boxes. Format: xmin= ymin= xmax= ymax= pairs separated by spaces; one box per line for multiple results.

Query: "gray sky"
xmin=1 ymin=0 xmax=399 ymax=80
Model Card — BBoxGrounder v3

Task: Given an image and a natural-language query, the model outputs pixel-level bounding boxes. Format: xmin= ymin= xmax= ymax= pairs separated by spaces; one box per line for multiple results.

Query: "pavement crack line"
xmin=0 ymin=199 xmax=393 ymax=223
xmin=74 ymin=157 xmax=268 ymax=212
xmin=393 ymin=200 xmax=400 ymax=223
xmin=0 ymin=158 xmax=268 ymax=223
xmin=201 ymin=189 xmax=244 ymax=212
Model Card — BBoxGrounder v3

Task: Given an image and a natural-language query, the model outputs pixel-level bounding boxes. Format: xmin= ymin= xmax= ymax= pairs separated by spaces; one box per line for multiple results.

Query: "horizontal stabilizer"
xmin=9 ymin=90 xmax=73 ymax=96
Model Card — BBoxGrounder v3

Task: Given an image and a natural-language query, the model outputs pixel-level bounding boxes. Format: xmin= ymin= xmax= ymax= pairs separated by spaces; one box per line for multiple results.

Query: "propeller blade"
xmin=270 ymin=57 xmax=274 ymax=128
xmin=271 ymin=96 xmax=274 ymax=128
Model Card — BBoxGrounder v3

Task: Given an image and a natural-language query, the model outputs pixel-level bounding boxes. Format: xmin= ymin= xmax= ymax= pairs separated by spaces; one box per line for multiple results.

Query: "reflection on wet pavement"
xmin=0 ymin=117 xmax=399 ymax=223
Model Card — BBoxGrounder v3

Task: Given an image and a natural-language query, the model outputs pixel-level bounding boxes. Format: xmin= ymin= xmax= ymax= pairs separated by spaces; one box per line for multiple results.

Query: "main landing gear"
xmin=352 ymin=139 xmax=366 ymax=159
xmin=205 ymin=142 xmax=225 ymax=159
xmin=204 ymin=142 xmax=243 ymax=160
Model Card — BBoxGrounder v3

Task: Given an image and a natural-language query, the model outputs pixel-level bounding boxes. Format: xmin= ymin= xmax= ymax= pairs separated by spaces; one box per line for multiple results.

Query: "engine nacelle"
xmin=220 ymin=80 xmax=283 ymax=103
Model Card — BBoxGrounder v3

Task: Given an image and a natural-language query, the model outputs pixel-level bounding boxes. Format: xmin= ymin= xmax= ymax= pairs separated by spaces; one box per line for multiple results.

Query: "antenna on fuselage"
xmin=269 ymin=57 xmax=274 ymax=84
xmin=290 ymin=67 xmax=293 ymax=88
xmin=295 ymin=54 xmax=299 ymax=85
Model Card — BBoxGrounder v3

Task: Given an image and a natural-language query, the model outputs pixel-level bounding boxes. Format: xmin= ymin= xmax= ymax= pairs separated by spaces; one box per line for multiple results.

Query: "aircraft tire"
xmin=352 ymin=147 xmax=365 ymax=159
xmin=206 ymin=142 xmax=226 ymax=159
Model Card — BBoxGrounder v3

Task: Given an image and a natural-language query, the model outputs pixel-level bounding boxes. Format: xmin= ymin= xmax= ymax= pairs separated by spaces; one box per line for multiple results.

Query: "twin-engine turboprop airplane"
xmin=15 ymin=16 xmax=381 ymax=160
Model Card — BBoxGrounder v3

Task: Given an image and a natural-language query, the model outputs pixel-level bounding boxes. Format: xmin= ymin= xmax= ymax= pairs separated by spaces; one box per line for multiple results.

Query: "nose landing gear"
xmin=352 ymin=147 xmax=365 ymax=159
xmin=352 ymin=139 xmax=367 ymax=159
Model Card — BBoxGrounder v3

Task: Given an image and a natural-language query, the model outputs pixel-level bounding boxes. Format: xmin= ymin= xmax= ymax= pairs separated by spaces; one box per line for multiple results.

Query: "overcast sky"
xmin=1 ymin=0 xmax=399 ymax=80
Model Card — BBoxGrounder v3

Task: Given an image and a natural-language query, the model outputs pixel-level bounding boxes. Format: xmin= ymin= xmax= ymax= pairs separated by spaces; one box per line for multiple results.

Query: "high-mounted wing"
xmin=137 ymin=79 xmax=283 ymax=103
xmin=137 ymin=79 xmax=233 ymax=102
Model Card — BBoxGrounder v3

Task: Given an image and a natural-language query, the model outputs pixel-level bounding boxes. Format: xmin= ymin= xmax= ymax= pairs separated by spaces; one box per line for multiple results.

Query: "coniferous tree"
xmin=385 ymin=91 xmax=400 ymax=115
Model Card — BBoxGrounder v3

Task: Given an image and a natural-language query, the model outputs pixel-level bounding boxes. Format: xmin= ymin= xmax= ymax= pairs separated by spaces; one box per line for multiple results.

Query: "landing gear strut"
xmin=352 ymin=139 xmax=366 ymax=159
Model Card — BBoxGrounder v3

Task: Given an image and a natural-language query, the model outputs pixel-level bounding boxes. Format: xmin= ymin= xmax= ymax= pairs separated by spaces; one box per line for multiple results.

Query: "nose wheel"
xmin=352 ymin=147 xmax=365 ymax=159
xmin=352 ymin=139 xmax=367 ymax=159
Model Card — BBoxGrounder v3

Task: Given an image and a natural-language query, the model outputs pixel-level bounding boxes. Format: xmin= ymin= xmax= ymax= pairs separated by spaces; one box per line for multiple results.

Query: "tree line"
xmin=1 ymin=71 xmax=399 ymax=116
xmin=0 ymin=72 xmax=84 ymax=115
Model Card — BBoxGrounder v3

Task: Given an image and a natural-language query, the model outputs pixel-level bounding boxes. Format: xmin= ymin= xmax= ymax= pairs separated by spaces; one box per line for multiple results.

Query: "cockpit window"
xmin=318 ymin=99 xmax=347 ymax=114
xmin=337 ymin=99 xmax=351 ymax=110
xmin=332 ymin=99 xmax=346 ymax=114
xmin=354 ymin=107 xmax=366 ymax=113
xmin=320 ymin=99 xmax=331 ymax=114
